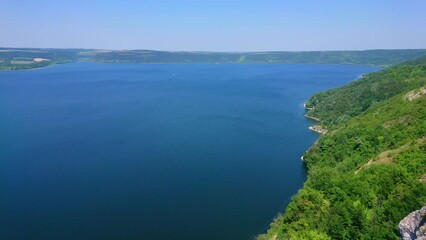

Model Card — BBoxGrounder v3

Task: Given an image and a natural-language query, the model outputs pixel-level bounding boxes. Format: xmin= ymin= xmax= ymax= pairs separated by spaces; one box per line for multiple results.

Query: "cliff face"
xmin=399 ymin=206 xmax=426 ymax=240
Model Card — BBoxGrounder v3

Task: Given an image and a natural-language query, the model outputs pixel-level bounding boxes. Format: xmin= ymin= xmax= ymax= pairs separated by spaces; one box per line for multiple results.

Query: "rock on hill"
xmin=399 ymin=206 xmax=426 ymax=240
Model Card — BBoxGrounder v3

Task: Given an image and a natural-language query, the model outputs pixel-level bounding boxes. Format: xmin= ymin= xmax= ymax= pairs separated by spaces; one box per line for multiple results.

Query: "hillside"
xmin=305 ymin=64 xmax=426 ymax=127
xmin=2 ymin=48 xmax=426 ymax=70
xmin=259 ymin=59 xmax=426 ymax=239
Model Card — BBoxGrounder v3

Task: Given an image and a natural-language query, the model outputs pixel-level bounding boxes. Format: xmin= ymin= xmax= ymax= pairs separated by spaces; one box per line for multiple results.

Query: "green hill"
xmin=259 ymin=59 xmax=426 ymax=239
xmin=305 ymin=64 xmax=426 ymax=127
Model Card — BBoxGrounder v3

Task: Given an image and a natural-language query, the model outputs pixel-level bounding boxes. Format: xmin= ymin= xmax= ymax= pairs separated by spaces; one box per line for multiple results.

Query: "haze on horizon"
xmin=1 ymin=0 xmax=426 ymax=52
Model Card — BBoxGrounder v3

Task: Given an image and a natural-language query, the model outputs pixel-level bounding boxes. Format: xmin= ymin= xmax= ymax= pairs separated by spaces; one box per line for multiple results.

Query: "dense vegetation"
xmin=305 ymin=64 xmax=426 ymax=127
xmin=2 ymin=48 xmax=426 ymax=70
xmin=259 ymin=59 xmax=426 ymax=239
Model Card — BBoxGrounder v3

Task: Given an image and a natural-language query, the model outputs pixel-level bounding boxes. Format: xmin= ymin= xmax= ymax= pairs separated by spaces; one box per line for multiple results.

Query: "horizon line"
xmin=1 ymin=46 xmax=426 ymax=53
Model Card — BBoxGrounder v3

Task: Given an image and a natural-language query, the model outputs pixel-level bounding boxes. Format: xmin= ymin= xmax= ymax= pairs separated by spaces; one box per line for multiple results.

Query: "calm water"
xmin=0 ymin=63 xmax=379 ymax=240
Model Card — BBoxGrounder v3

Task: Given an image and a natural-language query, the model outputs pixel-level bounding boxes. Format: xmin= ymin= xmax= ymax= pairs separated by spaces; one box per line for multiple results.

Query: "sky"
xmin=1 ymin=0 xmax=426 ymax=51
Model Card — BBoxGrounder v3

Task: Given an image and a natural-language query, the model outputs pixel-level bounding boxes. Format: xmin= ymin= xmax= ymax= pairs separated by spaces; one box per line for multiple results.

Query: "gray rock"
xmin=399 ymin=206 xmax=426 ymax=240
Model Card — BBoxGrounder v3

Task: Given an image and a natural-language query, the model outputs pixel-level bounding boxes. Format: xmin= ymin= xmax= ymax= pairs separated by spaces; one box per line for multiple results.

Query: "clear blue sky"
xmin=1 ymin=0 xmax=425 ymax=51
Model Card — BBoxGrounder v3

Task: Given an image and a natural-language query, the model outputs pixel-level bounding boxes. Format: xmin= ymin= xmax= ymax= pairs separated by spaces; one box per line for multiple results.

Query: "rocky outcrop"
xmin=305 ymin=114 xmax=321 ymax=122
xmin=308 ymin=125 xmax=327 ymax=134
xmin=399 ymin=206 xmax=426 ymax=240
xmin=404 ymin=87 xmax=426 ymax=101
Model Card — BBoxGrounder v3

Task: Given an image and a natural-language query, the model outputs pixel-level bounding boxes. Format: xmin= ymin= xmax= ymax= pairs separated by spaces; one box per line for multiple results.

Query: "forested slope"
xmin=260 ymin=59 xmax=426 ymax=239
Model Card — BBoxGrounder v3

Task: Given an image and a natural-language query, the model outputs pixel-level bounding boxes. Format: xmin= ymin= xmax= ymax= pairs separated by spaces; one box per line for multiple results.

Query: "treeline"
xmin=259 ymin=58 xmax=426 ymax=239
xmin=92 ymin=49 xmax=426 ymax=66
xmin=2 ymin=48 xmax=426 ymax=70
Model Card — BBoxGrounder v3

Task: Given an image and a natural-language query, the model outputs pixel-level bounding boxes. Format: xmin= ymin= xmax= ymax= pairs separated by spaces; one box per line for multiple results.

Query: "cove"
xmin=0 ymin=63 xmax=380 ymax=240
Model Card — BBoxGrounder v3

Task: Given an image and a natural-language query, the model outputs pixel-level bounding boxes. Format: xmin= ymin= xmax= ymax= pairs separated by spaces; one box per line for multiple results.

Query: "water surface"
xmin=0 ymin=63 xmax=379 ymax=239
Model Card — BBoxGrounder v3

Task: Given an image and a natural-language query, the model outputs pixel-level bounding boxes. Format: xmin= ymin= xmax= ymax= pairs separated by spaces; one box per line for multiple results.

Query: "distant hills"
xmin=1 ymin=48 xmax=426 ymax=70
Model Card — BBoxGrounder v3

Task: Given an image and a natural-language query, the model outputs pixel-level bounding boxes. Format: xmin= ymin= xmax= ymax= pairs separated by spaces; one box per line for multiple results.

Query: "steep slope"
xmin=260 ymin=59 xmax=426 ymax=239
xmin=305 ymin=64 xmax=426 ymax=127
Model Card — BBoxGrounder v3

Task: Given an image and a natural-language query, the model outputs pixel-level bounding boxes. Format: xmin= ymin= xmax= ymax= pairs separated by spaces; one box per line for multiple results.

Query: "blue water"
xmin=0 ymin=63 xmax=379 ymax=240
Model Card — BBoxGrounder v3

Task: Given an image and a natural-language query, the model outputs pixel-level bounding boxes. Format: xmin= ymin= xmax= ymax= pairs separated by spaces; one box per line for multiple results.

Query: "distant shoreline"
xmin=1 ymin=48 xmax=424 ymax=71
xmin=0 ymin=61 xmax=384 ymax=72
